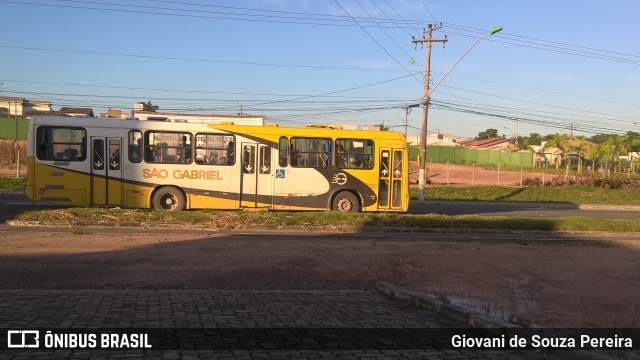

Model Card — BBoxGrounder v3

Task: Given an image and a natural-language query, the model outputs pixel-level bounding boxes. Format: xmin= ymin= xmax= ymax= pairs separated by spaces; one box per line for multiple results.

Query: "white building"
xmin=0 ymin=96 xmax=52 ymax=117
xmin=406 ymin=133 xmax=467 ymax=147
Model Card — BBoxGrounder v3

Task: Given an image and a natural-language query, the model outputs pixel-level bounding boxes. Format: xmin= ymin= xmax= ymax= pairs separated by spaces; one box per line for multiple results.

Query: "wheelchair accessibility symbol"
xmin=276 ymin=169 xmax=285 ymax=178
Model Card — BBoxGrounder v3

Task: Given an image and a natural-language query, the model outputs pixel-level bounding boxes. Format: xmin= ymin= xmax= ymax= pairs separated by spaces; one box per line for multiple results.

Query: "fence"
xmin=411 ymin=161 xmax=640 ymax=187
xmin=409 ymin=145 xmax=533 ymax=168
xmin=0 ymin=117 xmax=29 ymax=140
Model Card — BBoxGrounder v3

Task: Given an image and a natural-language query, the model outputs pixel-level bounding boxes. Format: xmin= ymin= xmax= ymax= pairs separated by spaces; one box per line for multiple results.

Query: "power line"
xmin=4 ymin=1 xmax=640 ymax=67
xmin=332 ymin=0 xmax=421 ymax=84
xmin=5 ymin=0 xmax=639 ymax=64
xmin=0 ymin=0 xmax=416 ymax=27
xmin=353 ymin=0 xmax=414 ymax=60
xmin=438 ymin=84 xmax=640 ymax=124
xmin=0 ymin=45 xmax=411 ymax=72
xmin=430 ymin=100 xmax=632 ymax=134
xmin=444 ymin=22 xmax=640 ymax=60
xmin=378 ymin=0 xmax=421 ymax=37
xmin=419 ymin=0 xmax=438 ymax=23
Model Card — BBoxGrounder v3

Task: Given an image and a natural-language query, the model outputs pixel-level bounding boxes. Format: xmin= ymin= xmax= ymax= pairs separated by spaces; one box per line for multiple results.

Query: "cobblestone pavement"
xmin=0 ymin=290 xmax=556 ymax=359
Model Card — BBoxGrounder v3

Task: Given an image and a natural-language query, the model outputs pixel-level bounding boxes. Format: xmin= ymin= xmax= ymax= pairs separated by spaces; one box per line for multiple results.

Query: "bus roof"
xmin=29 ymin=115 xmax=405 ymax=141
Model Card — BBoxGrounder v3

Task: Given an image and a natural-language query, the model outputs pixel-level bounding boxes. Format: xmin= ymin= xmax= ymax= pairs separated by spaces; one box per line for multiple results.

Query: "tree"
xmin=142 ymin=100 xmax=159 ymax=112
xmin=376 ymin=123 xmax=389 ymax=131
xmin=510 ymin=133 xmax=542 ymax=152
xmin=601 ymin=135 xmax=632 ymax=172
xmin=527 ymin=133 xmax=542 ymax=146
xmin=542 ymin=133 xmax=570 ymax=169
xmin=475 ymin=128 xmax=499 ymax=140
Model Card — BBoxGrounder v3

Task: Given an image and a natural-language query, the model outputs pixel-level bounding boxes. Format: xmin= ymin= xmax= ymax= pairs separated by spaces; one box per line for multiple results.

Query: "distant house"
xmin=132 ymin=110 xmax=266 ymax=126
xmin=459 ymin=137 xmax=516 ymax=151
xmin=100 ymin=108 xmax=131 ymax=119
xmin=533 ymin=139 xmax=598 ymax=167
xmin=406 ymin=133 xmax=468 ymax=147
xmin=58 ymin=107 xmax=95 ymax=117
xmin=0 ymin=96 xmax=52 ymax=117
xmin=428 ymin=133 xmax=463 ymax=147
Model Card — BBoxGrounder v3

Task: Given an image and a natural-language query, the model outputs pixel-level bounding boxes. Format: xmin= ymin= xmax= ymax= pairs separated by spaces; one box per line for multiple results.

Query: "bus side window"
xmin=129 ymin=130 xmax=142 ymax=163
xmin=35 ymin=126 xmax=86 ymax=161
xmin=279 ymin=137 xmax=288 ymax=167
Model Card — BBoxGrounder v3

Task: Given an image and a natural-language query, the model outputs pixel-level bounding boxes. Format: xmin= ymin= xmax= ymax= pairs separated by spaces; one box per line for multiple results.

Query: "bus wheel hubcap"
xmin=337 ymin=199 xmax=352 ymax=212
xmin=163 ymin=196 xmax=175 ymax=208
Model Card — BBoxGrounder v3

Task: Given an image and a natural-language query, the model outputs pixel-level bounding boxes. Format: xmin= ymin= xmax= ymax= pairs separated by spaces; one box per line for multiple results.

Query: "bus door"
xmin=90 ymin=137 xmax=123 ymax=206
xmin=377 ymin=148 xmax=404 ymax=210
xmin=240 ymin=142 xmax=272 ymax=208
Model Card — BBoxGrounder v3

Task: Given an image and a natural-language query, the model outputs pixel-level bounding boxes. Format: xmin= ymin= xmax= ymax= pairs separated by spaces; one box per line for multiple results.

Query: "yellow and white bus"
xmin=26 ymin=115 xmax=409 ymax=212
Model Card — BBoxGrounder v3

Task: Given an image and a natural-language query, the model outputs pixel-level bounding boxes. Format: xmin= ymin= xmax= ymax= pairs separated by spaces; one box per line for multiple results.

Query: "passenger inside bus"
xmin=130 ymin=139 xmax=142 ymax=162
xmin=58 ymin=148 xmax=79 ymax=160
xmin=226 ymin=141 xmax=235 ymax=164
xmin=195 ymin=149 xmax=206 ymax=164
xmin=336 ymin=145 xmax=347 ymax=167
xmin=145 ymin=145 xmax=156 ymax=162
xmin=208 ymin=151 xmax=220 ymax=164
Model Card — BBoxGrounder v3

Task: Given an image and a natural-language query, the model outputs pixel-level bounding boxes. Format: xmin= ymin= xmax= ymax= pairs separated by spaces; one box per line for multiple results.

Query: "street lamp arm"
xmin=429 ymin=35 xmax=488 ymax=96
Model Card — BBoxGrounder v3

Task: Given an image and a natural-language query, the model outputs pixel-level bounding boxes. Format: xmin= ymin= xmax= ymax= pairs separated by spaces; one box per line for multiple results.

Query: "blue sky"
xmin=1 ymin=0 xmax=639 ymax=140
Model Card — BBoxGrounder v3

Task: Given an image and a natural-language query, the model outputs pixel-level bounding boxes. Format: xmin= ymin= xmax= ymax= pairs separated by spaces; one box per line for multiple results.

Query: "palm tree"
xmin=142 ymin=100 xmax=159 ymax=112
xmin=569 ymin=137 xmax=597 ymax=172
xmin=542 ymin=133 xmax=570 ymax=169
xmin=601 ymin=135 xmax=629 ymax=172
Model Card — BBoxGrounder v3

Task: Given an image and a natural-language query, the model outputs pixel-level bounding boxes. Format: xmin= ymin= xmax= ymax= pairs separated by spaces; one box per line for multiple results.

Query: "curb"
xmin=376 ymin=281 xmax=516 ymax=330
xmin=413 ymin=199 xmax=640 ymax=211
xmin=376 ymin=281 xmax=619 ymax=360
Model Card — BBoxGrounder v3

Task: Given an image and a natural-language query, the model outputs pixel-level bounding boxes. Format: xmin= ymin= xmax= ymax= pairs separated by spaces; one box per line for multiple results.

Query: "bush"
xmin=522 ymin=174 xmax=640 ymax=190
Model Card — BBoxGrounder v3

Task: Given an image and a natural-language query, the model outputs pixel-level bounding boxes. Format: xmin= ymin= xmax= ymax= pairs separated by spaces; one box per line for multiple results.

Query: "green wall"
xmin=409 ymin=145 xmax=533 ymax=168
xmin=0 ymin=117 xmax=29 ymax=140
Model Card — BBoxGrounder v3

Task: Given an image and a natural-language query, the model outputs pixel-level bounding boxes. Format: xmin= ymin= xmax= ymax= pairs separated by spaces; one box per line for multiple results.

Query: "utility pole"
xmin=402 ymin=103 xmax=420 ymax=139
xmin=570 ymin=122 xmax=574 ymax=139
xmin=412 ymin=24 xmax=447 ymax=200
xmin=515 ymin=118 xmax=519 ymax=147
xmin=404 ymin=107 xmax=409 ymax=139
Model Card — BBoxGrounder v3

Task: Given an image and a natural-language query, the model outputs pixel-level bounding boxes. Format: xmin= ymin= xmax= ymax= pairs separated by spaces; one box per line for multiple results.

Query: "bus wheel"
xmin=333 ymin=191 xmax=359 ymax=213
xmin=152 ymin=187 xmax=185 ymax=211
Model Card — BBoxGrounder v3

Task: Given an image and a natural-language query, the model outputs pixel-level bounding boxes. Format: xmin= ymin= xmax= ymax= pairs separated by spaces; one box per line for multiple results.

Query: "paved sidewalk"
xmin=0 ymin=290 xmax=553 ymax=359
xmin=417 ymin=199 xmax=640 ymax=211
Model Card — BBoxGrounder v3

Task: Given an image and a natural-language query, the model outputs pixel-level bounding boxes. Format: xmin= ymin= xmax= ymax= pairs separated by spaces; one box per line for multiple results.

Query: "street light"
xmin=417 ymin=26 xmax=503 ymax=200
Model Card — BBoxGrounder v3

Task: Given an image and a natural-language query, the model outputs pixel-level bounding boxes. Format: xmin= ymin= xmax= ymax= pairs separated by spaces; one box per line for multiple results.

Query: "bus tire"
xmin=332 ymin=191 xmax=360 ymax=213
xmin=152 ymin=186 xmax=186 ymax=211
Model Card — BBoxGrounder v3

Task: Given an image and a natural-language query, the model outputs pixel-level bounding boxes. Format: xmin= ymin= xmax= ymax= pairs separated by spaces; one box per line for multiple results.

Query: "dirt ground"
xmin=0 ymin=228 xmax=638 ymax=329
xmin=411 ymin=162 xmax=547 ymax=186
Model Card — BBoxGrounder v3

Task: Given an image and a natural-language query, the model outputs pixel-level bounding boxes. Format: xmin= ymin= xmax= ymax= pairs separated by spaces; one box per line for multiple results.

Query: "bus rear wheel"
xmin=333 ymin=191 xmax=360 ymax=213
xmin=152 ymin=187 xmax=186 ymax=211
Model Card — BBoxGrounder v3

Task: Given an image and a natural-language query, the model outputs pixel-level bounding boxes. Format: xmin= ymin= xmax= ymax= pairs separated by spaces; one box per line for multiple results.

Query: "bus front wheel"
xmin=152 ymin=187 xmax=186 ymax=211
xmin=332 ymin=191 xmax=360 ymax=213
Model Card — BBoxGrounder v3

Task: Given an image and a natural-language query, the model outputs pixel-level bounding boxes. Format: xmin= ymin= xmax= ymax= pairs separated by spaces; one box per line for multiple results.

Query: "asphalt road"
xmin=2 ymin=189 xmax=639 ymax=223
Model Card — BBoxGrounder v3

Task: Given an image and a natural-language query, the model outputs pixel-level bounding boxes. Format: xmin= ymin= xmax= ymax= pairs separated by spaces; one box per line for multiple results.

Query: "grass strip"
xmin=10 ymin=208 xmax=640 ymax=233
xmin=416 ymin=185 xmax=640 ymax=205
xmin=0 ymin=177 xmax=26 ymax=190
